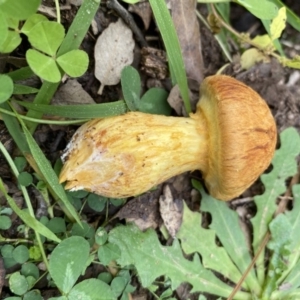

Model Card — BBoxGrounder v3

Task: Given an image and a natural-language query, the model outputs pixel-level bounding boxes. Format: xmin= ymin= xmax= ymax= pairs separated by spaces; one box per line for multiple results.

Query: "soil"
xmin=1 ymin=1 xmax=300 ymax=299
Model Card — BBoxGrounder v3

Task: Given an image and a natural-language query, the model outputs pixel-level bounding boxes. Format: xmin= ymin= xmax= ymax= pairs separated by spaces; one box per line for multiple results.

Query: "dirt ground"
xmin=1 ymin=1 xmax=300 ymax=299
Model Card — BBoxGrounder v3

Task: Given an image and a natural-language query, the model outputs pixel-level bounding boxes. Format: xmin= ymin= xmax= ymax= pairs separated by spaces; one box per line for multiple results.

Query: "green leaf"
xmin=283 ymin=56 xmax=300 ymax=69
xmin=1 ymin=0 xmax=41 ymax=20
xmin=109 ymin=224 xmax=248 ymax=298
xmin=68 ymin=279 xmax=115 ymax=300
xmin=177 ymin=201 xmax=246 ymax=288
xmin=27 ymin=21 xmax=65 ymax=56
xmin=46 ymin=217 xmax=66 ymax=234
xmin=148 ymin=0 xmax=191 ymax=114
xmin=140 ymin=88 xmax=171 ymax=115
xmin=0 ymin=179 xmax=61 ymax=243
xmin=270 ymin=6 xmax=286 ymax=40
xmin=49 ymin=236 xmax=90 ymax=294
xmin=98 ymin=243 xmax=121 ymax=265
xmin=0 ymin=30 xmax=21 ymax=53
xmin=7 ymin=67 xmax=35 ymax=81
xmin=267 ymin=0 xmax=300 ymax=32
xmin=0 ymin=11 xmax=8 ymax=46
xmin=23 ymin=290 xmax=43 ymax=300
xmin=21 ymin=262 xmax=40 ymax=280
xmin=95 ymin=227 xmax=108 ymax=246
xmin=87 ymin=194 xmax=106 ymax=212
xmin=121 ymin=66 xmax=141 ymax=111
xmin=21 ymin=14 xmax=48 ymax=35
xmin=9 ymin=272 xmax=29 ymax=295
xmin=26 ymin=49 xmax=61 ymax=83
xmin=71 ymin=222 xmax=95 ymax=238
xmin=17 ymin=100 xmax=127 ymax=119
xmin=20 ymin=123 xmax=81 ymax=225
xmin=56 ymin=50 xmax=88 ymax=78
xmin=251 ymin=128 xmax=300 ymax=283
xmin=237 ymin=0 xmax=278 ymax=20
xmin=0 ymin=74 xmax=13 ymax=103
xmin=197 ymin=183 xmax=261 ymax=294
xmin=26 ymin=0 xmax=101 ymax=132
xmin=0 ymin=215 xmax=12 ymax=230
xmin=12 ymin=245 xmax=29 ymax=264
xmin=18 ymin=172 xmax=33 ymax=187
xmin=262 ymin=214 xmax=291 ymax=298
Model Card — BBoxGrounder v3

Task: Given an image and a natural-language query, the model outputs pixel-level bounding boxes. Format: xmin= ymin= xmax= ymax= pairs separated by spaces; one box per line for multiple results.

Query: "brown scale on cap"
xmin=59 ymin=75 xmax=277 ymax=201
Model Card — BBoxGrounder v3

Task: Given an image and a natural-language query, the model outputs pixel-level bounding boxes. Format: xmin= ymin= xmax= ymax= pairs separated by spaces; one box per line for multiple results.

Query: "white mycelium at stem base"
xmin=59 ymin=75 xmax=277 ymax=201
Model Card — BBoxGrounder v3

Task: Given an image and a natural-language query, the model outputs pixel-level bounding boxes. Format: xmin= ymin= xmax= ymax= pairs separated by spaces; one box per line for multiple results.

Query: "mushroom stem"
xmin=59 ymin=111 xmax=208 ymax=198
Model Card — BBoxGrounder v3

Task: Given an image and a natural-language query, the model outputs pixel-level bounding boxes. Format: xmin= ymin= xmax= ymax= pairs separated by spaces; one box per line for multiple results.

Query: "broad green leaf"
xmin=0 ymin=11 xmax=8 ymax=45
xmin=121 ymin=66 xmax=141 ymax=111
xmin=98 ymin=243 xmax=121 ymax=265
xmin=1 ymin=0 xmax=40 ymax=20
xmin=20 ymin=123 xmax=81 ymax=225
xmin=0 ymin=74 xmax=13 ymax=103
xmin=177 ymin=202 xmax=246 ymax=288
xmin=17 ymin=100 xmax=127 ymax=118
xmin=278 ymin=184 xmax=300 ymax=288
xmin=0 ymin=179 xmax=61 ymax=243
xmin=197 ymin=184 xmax=261 ymax=294
xmin=26 ymin=49 xmax=61 ymax=83
xmin=109 ymin=224 xmax=248 ymax=298
xmin=270 ymin=6 xmax=286 ymax=40
xmin=262 ymin=214 xmax=292 ymax=298
xmin=237 ymin=0 xmax=278 ymax=20
xmin=252 ymin=128 xmax=300 ymax=283
xmin=140 ymin=88 xmax=171 ymax=115
xmin=49 ymin=236 xmax=90 ymax=294
xmin=148 ymin=0 xmax=191 ymax=114
xmin=68 ymin=279 xmax=115 ymax=300
xmin=12 ymin=245 xmax=29 ymax=264
xmin=9 ymin=272 xmax=28 ymax=295
xmin=0 ymin=215 xmax=11 ymax=229
xmin=0 ymin=30 xmax=21 ymax=53
xmin=27 ymin=21 xmax=65 ymax=56
xmin=56 ymin=50 xmax=89 ymax=77
xmin=5 ymin=16 xmax=19 ymax=30
xmin=21 ymin=263 xmax=39 ymax=280
xmin=21 ymin=14 xmax=48 ymax=35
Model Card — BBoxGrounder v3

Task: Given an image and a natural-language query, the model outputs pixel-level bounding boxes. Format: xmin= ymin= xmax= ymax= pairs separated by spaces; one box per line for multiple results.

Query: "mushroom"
xmin=59 ymin=75 xmax=277 ymax=201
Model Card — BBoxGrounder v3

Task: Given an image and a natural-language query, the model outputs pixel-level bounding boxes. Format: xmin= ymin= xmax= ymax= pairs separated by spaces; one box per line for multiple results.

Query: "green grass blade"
xmin=148 ymin=0 xmax=191 ymax=114
xmin=20 ymin=121 xmax=81 ymax=225
xmin=0 ymin=178 xmax=60 ymax=243
xmin=17 ymin=100 xmax=127 ymax=118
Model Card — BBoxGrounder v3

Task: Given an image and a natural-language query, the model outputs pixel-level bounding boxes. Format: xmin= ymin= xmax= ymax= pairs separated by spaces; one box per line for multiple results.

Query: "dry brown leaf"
xmin=52 ymin=79 xmax=96 ymax=105
xmin=129 ymin=2 xmax=152 ymax=30
xmin=159 ymin=185 xmax=183 ymax=237
xmin=94 ymin=18 xmax=135 ymax=94
xmin=170 ymin=0 xmax=204 ymax=84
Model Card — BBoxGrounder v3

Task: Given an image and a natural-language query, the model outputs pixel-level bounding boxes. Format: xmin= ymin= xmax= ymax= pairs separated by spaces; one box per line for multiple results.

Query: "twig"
xmin=107 ymin=0 xmax=148 ymax=47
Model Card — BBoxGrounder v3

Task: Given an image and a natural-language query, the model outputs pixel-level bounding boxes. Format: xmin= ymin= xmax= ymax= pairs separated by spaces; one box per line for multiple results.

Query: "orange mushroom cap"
xmin=197 ymin=75 xmax=277 ymax=200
